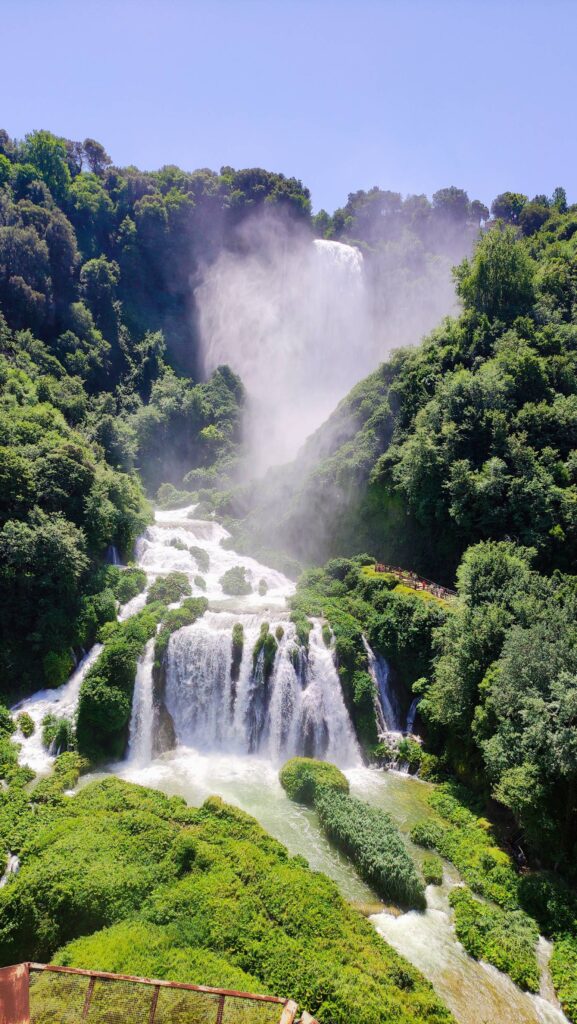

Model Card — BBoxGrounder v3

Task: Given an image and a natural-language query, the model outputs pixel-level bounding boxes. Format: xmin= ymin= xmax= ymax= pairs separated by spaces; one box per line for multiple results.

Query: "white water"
xmin=127 ymin=639 xmax=156 ymax=767
xmin=0 ymin=854 xmax=20 ymax=888
xmin=13 ymin=644 xmax=103 ymax=774
xmin=13 ymin=504 xmax=570 ymax=1024
xmin=197 ymin=234 xmax=372 ymax=470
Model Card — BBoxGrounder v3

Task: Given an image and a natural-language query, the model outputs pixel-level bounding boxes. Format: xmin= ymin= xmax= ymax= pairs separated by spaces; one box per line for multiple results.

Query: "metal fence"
xmin=0 ymin=964 xmax=316 ymax=1024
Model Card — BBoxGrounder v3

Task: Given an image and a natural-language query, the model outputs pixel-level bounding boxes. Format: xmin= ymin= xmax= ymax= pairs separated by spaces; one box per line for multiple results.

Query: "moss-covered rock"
xmin=279 ymin=757 xmax=349 ymax=806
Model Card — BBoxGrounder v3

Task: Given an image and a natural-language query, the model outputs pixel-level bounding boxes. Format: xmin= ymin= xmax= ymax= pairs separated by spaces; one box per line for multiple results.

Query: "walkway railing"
xmin=374 ymin=564 xmax=457 ymax=600
xmin=0 ymin=963 xmax=318 ymax=1024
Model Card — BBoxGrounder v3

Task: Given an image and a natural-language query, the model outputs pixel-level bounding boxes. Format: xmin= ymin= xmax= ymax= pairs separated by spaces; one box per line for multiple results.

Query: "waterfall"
xmin=14 ymin=504 xmax=361 ymax=776
xmin=0 ymin=855 xmax=20 ymax=889
xmin=364 ymin=638 xmax=404 ymax=737
xmin=128 ymin=640 xmax=156 ymax=766
xmin=164 ymin=614 xmax=359 ymax=767
xmin=196 ymin=231 xmax=373 ymax=471
xmin=406 ymin=697 xmax=420 ymax=735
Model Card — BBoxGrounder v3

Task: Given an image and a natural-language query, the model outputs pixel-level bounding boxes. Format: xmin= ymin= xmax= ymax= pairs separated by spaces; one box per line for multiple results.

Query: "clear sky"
xmin=2 ymin=0 xmax=576 ymax=212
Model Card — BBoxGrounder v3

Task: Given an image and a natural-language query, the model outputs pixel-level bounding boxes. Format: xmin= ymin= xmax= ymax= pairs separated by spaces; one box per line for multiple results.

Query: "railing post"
xmin=0 ymin=964 xmax=30 ymax=1024
xmin=81 ymin=977 xmax=96 ymax=1021
xmin=278 ymin=1001 xmax=298 ymax=1024
xmin=149 ymin=986 xmax=160 ymax=1024
xmin=215 ymin=994 xmax=225 ymax=1024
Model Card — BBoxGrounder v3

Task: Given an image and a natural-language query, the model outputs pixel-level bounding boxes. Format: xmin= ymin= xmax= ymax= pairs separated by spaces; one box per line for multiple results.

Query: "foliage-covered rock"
xmin=220 ymin=565 xmax=252 ymax=596
xmin=279 ymin=757 xmax=349 ymax=806
xmin=146 ymin=572 xmax=191 ymax=605
xmin=448 ymin=887 xmax=540 ymax=992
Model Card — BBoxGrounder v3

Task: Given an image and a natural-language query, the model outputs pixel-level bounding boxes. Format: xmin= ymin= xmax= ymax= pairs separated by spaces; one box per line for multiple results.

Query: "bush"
xmin=189 ymin=546 xmax=209 ymax=573
xmin=231 ymin=623 xmax=244 ymax=682
xmin=220 ymin=565 xmax=252 ymax=596
xmin=314 ymin=788 xmax=426 ymax=911
xmin=16 ymin=712 xmax=34 ymax=738
xmin=252 ymin=623 xmax=277 ymax=681
xmin=258 ymin=578 xmax=268 ymax=595
xmin=279 ymin=757 xmax=349 ymax=806
xmin=113 ymin=567 xmax=147 ymax=604
xmin=146 ymin=572 xmax=191 ymax=605
xmin=550 ymin=935 xmax=577 ymax=1021
xmin=397 ymin=737 xmax=422 ymax=771
xmin=448 ymin=888 xmax=540 ymax=992
xmin=194 ymin=574 xmax=206 ymax=590
xmin=41 ymin=714 xmax=75 ymax=754
xmin=410 ymin=784 xmax=519 ymax=909
xmin=422 ymin=855 xmax=443 ymax=886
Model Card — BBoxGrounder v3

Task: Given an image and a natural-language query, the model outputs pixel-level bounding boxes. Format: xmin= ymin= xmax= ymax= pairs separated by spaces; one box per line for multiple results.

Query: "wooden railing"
xmin=0 ymin=963 xmax=319 ymax=1024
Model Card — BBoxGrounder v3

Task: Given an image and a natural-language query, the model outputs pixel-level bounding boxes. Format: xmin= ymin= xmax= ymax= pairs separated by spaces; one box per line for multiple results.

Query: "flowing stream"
xmin=14 ymin=505 xmax=568 ymax=1024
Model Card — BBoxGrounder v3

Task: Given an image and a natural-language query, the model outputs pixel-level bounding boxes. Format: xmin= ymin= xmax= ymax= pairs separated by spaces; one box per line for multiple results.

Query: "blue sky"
xmin=3 ymin=0 xmax=576 ymax=212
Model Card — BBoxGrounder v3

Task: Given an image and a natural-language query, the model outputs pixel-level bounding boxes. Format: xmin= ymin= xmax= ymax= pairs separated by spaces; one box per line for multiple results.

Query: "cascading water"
xmin=127 ymin=639 xmax=156 ymax=767
xmin=364 ymin=638 xmax=404 ymax=737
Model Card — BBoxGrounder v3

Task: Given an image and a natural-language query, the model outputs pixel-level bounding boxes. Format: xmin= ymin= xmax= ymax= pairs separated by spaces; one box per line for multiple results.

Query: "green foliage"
xmin=41 ymin=714 xmax=75 ymax=754
xmin=220 ymin=565 xmax=252 ymax=596
xmin=194 ymin=574 xmax=206 ymax=590
xmin=314 ymin=788 xmax=426 ymax=911
xmin=422 ymin=855 xmax=443 ymax=886
xmin=397 ymin=737 xmax=423 ymax=771
xmin=448 ymin=888 xmax=539 ymax=992
xmin=146 ymin=571 xmax=191 ymax=605
xmin=189 ymin=546 xmax=209 ymax=573
xmin=550 ymin=935 xmax=577 ymax=1021
xmin=76 ymin=605 xmax=162 ymax=762
xmin=231 ymin=623 xmax=244 ymax=682
xmin=279 ymin=757 xmax=349 ymax=806
xmin=258 ymin=578 xmax=268 ymax=595
xmin=410 ymin=784 xmax=519 ymax=909
xmin=154 ymin=598 xmax=209 ymax=666
xmin=16 ymin=712 xmax=35 ymax=738
xmin=252 ymin=623 xmax=278 ymax=681
xmin=109 ymin=566 xmax=147 ymax=604
xmin=0 ymin=778 xmax=453 ymax=1024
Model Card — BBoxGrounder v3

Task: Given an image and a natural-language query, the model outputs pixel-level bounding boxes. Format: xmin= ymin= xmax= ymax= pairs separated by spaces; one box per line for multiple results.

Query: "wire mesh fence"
xmin=0 ymin=964 xmax=300 ymax=1024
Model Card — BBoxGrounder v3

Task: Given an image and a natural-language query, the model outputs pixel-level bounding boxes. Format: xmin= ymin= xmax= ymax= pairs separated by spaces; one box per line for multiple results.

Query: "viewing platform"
xmin=0 ymin=963 xmax=319 ymax=1024
xmin=373 ymin=563 xmax=457 ymax=601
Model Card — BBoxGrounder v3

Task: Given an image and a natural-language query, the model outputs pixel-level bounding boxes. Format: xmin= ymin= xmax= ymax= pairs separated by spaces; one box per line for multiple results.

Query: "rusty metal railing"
xmin=0 ymin=963 xmax=318 ymax=1024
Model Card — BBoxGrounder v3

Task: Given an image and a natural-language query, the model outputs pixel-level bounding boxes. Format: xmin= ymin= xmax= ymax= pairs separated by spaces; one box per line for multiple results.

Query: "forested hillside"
xmin=236 ymin=193 xmax=577 ymax=581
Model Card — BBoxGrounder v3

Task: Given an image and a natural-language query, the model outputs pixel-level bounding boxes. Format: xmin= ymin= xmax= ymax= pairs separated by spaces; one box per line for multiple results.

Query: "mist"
xmin=195 ymin=212 xmax=465 ymax=476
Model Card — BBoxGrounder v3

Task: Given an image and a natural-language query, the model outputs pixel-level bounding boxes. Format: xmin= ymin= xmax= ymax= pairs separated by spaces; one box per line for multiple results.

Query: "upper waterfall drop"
xmin=196 ymin=230 xmax=374 ymax=471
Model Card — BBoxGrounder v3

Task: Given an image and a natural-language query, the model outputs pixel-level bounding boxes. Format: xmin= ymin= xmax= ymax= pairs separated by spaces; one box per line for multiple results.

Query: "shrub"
xmin=448 ymin=888 xmax=540 ymax=992
xmin=252 ymin=623 xmax=277 ymax=680
xmin=550 ymin=935 xmax=577 ymax=1021
xmin=194 ymin=574 xmax=206 ymax=590
xmin=231 ymin=623 xmax=244 ymax=682
xmin=315 ymin=788 xmax=426 ymax=911
xmin=410 ymin=784 xmax=519 ymax=909
xmin=109 ymin=567 xmax=147 ymax=605
xmin=397 ymin=737 xmax=422 ymax=771
xmin=146 ymin=572 xmax=191 ymax=605
xmin=220 ymin=565 xmax=252 ymax=596
xmin=279 ymin=757 xmax=349 ymax=806
xmin=275 ymin=625 xmax=284 ymax=641
xmin=322 ymin=624 xmax=332 ymax=647
xmin=258 ymin=578 xmax=268 ymax=595
xmin=189 ymin=546 xmax=209 ymax=573
xmin=168 ymin=538 xmax=188 ymax=552
xmin=16 ymin=713 xmax=34 ymax=738
xmin=422 ymin=855 xmax=443 ymax=886
xmin=0 ymin=706 xmax=15 ymax=737
xmin=41 ymin=714 xmax=75 ymax=754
